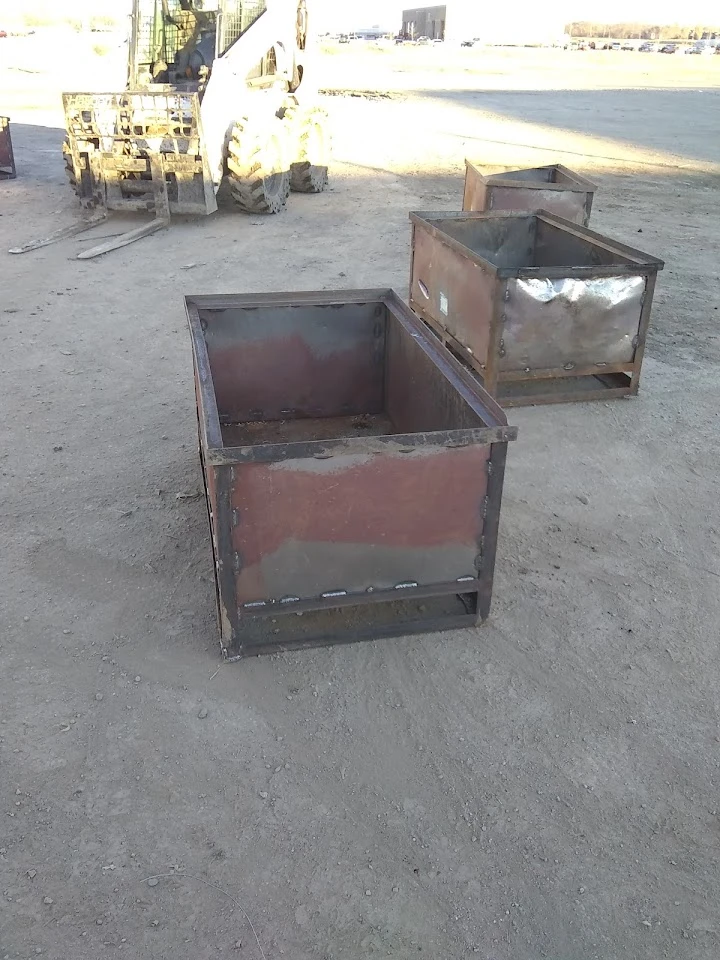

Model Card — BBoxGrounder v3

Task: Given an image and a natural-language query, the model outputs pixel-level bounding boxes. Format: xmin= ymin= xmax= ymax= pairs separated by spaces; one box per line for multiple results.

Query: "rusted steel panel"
xmin=199 ymin=303 xmax=385 ymax=423
xmin=0 ymin=117 xmax=16 ymax=180
xmin=464 ymin=162 xmax=596 ymax=226
xmin=410 ymin=221 xmax=496 ymax=370
xmin=409 ymin=211 xmax=663 ymax=406
xmin=186 ymin=289 xmax=517 ymax=658
xmin=231 ymin=444 xmax=489 ymax=604
xmin=488 ymin=185 xmax=589 ymax=224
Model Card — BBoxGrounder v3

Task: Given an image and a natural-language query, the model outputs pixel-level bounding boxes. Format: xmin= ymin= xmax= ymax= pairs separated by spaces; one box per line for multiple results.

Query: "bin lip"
xmin=465 ymin=159 xmax=598 ymax=193
xmin=410 ymin=209 xmax=665 ymax=278
xmin=185 ymin=288 xmax=518 ymax=466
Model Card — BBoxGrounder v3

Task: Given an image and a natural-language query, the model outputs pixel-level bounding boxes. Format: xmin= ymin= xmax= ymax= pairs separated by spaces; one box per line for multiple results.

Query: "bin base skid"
xmin=225 ymin=587 xmax=481 ymax=660
xmin=413 ymin=302 xmax=636 ymax=407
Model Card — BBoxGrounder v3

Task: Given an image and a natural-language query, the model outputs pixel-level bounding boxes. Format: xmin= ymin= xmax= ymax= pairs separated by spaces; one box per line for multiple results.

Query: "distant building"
xmin=401 ymin=3 xmax=566 ymax=45
xmin=402 ymin=5 xmax=446 ymax=40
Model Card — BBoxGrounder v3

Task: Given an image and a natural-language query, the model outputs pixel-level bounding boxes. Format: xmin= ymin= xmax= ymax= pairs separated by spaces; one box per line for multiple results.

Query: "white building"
xmin=402 ymin=2 xmax=567 ymax=45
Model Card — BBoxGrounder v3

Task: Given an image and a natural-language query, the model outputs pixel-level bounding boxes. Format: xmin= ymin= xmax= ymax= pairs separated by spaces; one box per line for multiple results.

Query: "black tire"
xmin=289 ymin=107 xmax=330 ymax=194
xmin=227 ymin=117 xmax=291 ymax=214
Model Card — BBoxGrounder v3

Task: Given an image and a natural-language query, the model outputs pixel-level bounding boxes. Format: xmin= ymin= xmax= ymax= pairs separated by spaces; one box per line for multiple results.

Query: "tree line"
xmin=567 ymin=21 xmax=719 ymax=41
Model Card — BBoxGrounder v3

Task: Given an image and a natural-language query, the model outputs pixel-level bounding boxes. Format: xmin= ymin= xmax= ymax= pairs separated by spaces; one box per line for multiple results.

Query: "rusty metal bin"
xmin=186 ymin=289 xmax=517 ymax=659
xmin=0 ymin=117 xmax=16 ymax=180
xmin=464 ymin=161 xmax=597 ymax=226
xmin=409 ymin=211 xmax=664 ymax=406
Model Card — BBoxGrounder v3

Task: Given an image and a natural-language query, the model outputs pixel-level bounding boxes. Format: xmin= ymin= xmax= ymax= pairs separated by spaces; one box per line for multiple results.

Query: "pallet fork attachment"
xmin=10 ymin=92 xmax=214 ymax=259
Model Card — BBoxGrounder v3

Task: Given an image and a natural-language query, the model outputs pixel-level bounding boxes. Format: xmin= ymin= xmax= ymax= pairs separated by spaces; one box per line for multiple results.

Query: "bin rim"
xmin=409 ymin=209 xmax=665 ymax=279
xmin=464 ymin=159 xmax=598 ymax=193
xmin=185 ymin=288 xmax=518 ymax=467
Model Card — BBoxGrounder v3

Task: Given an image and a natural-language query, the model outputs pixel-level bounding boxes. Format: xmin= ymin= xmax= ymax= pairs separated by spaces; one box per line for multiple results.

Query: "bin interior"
xmin=487 ymin=165 xmax=576 ymax=186
xmin=196 ymin=299 xmax=489 ymax=447
xmin=432 ymin=215 xmax=637 ymax=271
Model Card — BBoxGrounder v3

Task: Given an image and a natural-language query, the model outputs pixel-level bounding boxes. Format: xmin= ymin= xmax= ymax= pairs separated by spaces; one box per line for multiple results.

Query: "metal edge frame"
xmin=499 ymin=380 xmax=633 ymax=408
xmin=554 ymin=163 xmax=599 ymax=192
xmin=185 ymin=299 xmax=224 ymax=451
xmin=215 ymin=465 xmax=241 ymax=658
xmin=208 ymin=427 xmax=517 ymax=466
xmin=408 ymin=210 xmax=665 ymax=279
xmin=238 ymin=579 xmax=481 ymax=618
xmin=234 ymin=610 xmax=481 ymax=659
xmin=499 ymin=361 xmax=635 ymax=382
xmin=629 ymin=272 xmax=659 ymax=395
xmin=488 ymin=172 xmax=596 ymax=195
xmin=186 ymin=288 xmax=396 ymax=309
xmin=536 ymin=211 xmax=665 ymax=267
xmin=483 ymin=277 xmax=509 ymax=396
xmin=477 ymin=441 xmax=508 ymax=621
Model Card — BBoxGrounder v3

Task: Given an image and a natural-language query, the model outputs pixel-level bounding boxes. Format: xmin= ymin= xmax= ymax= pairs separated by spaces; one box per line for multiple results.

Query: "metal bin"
xmin=463 ymin=161 xmax=597 ymax=226
xmin=186 ymin=289 xmax=517 ymax=659
xmin=409 ymin=210 xmax=664 ymax=406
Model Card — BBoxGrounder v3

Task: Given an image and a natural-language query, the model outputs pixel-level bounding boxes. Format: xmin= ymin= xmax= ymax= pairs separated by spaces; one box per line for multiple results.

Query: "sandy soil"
xmin=1 ymin=42 xmax=720 ymax=960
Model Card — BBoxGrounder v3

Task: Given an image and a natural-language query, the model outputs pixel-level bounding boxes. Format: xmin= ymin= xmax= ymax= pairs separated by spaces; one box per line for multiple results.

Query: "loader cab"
xmin=129 ymin=0 xmax=269 ymax=90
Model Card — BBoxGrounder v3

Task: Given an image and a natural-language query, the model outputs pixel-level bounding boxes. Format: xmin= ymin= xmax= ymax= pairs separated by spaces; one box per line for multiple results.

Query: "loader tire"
xmin=289 ymin=107 xmax=330 ymax=194
xmin=227 ymin=117 xmax=290 ymax=214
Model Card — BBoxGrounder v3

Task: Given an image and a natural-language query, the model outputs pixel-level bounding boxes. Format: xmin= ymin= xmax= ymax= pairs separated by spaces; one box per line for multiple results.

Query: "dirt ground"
xmin=1 ymin=42 xmax=720 ymax=960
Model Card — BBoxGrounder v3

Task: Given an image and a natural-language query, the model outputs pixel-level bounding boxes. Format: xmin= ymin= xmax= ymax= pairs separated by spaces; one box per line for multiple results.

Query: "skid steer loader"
xmin=12 ymin=0 xmax=329 ymax=259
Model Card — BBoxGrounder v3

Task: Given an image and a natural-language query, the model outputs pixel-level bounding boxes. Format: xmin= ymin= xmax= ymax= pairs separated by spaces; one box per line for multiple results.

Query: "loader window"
xmin=218 ymin=0 xmax=267 ymax=55
xmin=132 ymin=0 xmax=219 ymax=85
xmin=245 ymin=46 xmax=277 ymax=82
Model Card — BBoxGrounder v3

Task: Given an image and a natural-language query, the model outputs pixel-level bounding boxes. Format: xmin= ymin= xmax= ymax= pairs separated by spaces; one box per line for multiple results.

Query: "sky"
xmin=316 ymin=0 xmax=720 ymax=30
xmin=0 ymin=0 xmax=717 ymax=31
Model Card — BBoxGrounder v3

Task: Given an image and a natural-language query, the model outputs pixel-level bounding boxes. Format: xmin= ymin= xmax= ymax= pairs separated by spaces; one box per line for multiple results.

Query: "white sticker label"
xmin=439 ymin=292 xmax=449 ymax=316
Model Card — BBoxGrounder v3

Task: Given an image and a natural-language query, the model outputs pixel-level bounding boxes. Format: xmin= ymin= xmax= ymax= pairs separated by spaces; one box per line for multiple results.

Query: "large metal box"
xmin=409 ymin=211 xmax=664 ymax=406
xmin=463 ymin=161 xmax=597 ymax=226
xmin=186 ymin=289 xmax=517 ymax=659
xmin=0 ymin=117 xmax=16 ymax=180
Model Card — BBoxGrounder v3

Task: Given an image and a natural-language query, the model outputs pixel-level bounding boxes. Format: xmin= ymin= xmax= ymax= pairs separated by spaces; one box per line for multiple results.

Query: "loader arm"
xmin=201 ymin=0 xmax=315 ymax=185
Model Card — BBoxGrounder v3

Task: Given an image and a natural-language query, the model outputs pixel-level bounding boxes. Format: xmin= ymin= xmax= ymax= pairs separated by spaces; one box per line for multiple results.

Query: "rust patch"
xmin=230 ymin=444 xmax=489 ymax=603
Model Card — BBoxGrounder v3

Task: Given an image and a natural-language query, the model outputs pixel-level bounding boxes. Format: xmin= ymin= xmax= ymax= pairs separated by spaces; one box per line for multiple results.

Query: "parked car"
xmin=638 ymin=42 xmax=655 ymax=52
xmin=659 ymin=43 xmax=678 ymax=53
xmin=686 ymin=41 xmax=714 ymax=54
xmin=432 ymin=38 xmax=443 ymax=44
xmin=416 ymin=36 xmax=431 ymax=45
xmin=609 ymin=41 xmax=621 ymax=50
xmin=0 ymin=29 xmax=7 ymax=38
xmin=621 ymin=41 xmax=637 ymax=50
xmin=461 ymin=39 xmax=474 ymax=47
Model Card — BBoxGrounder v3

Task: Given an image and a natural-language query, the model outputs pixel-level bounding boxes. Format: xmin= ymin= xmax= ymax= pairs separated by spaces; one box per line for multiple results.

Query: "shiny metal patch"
xmin=500 ymin=275 xmax=646 ymax=371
